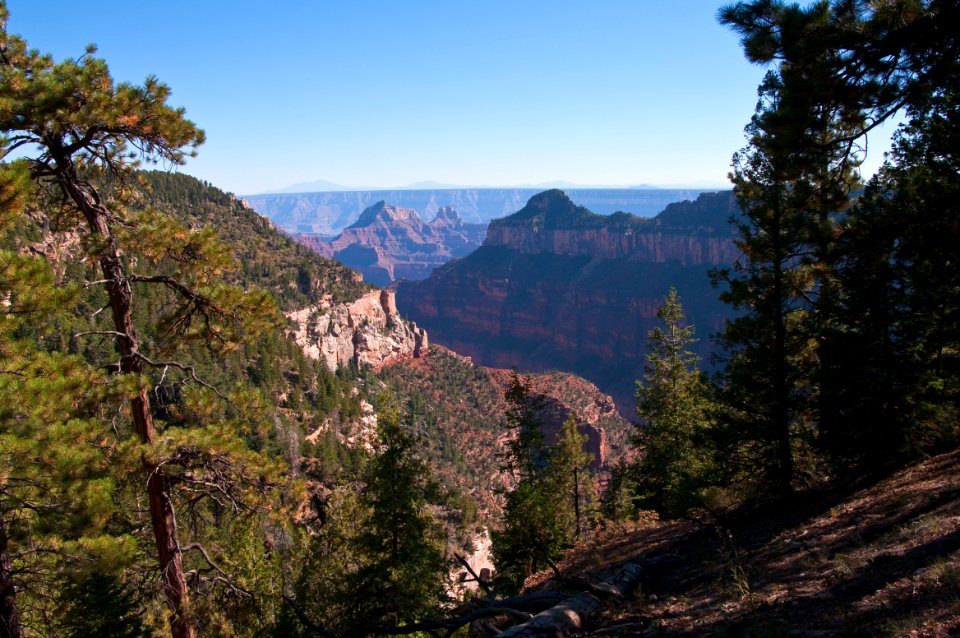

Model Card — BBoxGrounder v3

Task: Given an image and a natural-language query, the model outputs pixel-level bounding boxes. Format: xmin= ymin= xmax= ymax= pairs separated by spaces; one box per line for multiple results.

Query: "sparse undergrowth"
xmin=518 ymin=448 xmax=960 ymax=637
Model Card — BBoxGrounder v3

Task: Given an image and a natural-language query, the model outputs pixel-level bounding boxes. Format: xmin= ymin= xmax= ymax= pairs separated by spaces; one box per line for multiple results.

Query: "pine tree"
xmin=824 ymin=66 xmax=960 ymax=470
xmin=344 ymin=398 xmax=447 ymax=628
xmin=547 ymin=416 xmax=594 ymax=541
xmin=492 ymin=373 xmax=564 ymax=593
xmin=0 ymin=162 xmax=134 ymax=637
xmin=719 ymin=0 xmax=960 ymax=482
xmin=501 ymin=370 xmax=546 ymax=481
xmin=634 ymin=289 xmax=714 ymax=517
xmin=292 ymin=484 xmax=370 ymax=636
xmin=491 ymin=481 xmax=565 ymax=594
xmin=601 ymin=460 xmax=640 ymax=524
xmin=716 ymin=1 xmax=868 ymax=494
xmin=1 ymin=6 xmax=284 ymax=636
xmin=57 ymin=571 xmax=146 ymax=638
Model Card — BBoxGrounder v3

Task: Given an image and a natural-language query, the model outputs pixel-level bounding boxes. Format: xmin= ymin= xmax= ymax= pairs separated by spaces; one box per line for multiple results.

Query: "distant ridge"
xmin=246 ymin=187 xmax=727 ymax=235
xmin=258 ymin=180 xmax=725 ymax=195
xmin=266 ymin=179 xmax=359 ymax=193
xmin=294 ymin=201 xmax=485 ymax=286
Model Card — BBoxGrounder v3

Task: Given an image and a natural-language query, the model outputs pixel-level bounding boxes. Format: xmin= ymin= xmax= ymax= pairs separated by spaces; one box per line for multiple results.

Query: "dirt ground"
xmin=544 ymin=448 xmax=960 ymax=637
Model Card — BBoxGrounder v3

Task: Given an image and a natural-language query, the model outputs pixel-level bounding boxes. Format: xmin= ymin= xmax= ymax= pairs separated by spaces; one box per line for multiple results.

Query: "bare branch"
xmin=73 ymin=330 xmax=130 ymax=341
xmin=282 ymin=596 xmax=338 ymax=638
xmin=132 ymin=353 xmax=228 ymax=400
xmin=454 ymin=553 xmax=494 ymax=597
xmin=181 ymin=543 xmax=251 ymax=599
xmin=90 ymin=302 xmax=110 ymax=320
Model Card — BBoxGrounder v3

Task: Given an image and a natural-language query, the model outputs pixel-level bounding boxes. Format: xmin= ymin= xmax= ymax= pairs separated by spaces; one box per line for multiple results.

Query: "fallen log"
xmin=494 ymin=592 xmax=602 ymax=637
xmin=492 ymin=562 xmax=645 ymax=637
xmin=288 ymin=561 xmax=647 ymax=638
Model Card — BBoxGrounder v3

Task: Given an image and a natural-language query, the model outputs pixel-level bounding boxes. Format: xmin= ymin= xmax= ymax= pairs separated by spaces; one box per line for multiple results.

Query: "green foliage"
xmin=294 ymin=400 xmax=448 ymax=634
xmin=346 ymin=398 xmax=448 ymax=626
xmin=501 ymin=370 xmax=547 ymax=481
xmin=601 ymin=460 xmax=640 ymax=523
xmin=0 ymin=7 xmax=323 ymax=635
xmin=137 ymin=171 xmax=370 ymax=307
xmin=716 ymin=0 xmax=960 ymax=487
xmin=0 ymin=162 xmax=136 ymax=635
xmin=492 ymin=373 xmax=583 ymax=593
xmin=491 ymin=480 xmax=566 ymax=593
xmin=56 ymin=571 xmax=145 ymax=638
xmin=633 ymin=289 xmax=716 ymax=517
xmin=546 ymin=416 xmax=594 ymax=540
xmin=820 ymin=67 xmax=960 ymax=471
xmin=292 ymin=484 xmax=370 ymax=636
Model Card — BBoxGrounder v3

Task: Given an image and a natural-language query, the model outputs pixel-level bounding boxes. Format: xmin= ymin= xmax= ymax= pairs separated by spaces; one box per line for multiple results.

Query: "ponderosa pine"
xmin=1 ymin=4 xmax=283 ymax=636
xmin=719 ymin=0 xmax=960 ymax=481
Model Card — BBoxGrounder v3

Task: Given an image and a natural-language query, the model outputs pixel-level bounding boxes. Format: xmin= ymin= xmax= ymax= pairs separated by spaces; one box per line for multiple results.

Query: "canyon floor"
xmin=532 ymin=448 xmax=960 ymax=637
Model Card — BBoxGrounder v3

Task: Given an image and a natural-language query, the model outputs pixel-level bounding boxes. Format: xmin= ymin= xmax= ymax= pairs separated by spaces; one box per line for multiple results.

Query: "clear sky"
xmin=5 ymin=1 xmax=897 ymax=195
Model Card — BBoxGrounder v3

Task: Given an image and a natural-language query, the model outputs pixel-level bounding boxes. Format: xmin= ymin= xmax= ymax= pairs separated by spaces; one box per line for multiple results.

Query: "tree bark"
xmin=0 ymin=518 xmax=23 ymax=638
xmin=51 ymin=154 xmax=196 ymax=638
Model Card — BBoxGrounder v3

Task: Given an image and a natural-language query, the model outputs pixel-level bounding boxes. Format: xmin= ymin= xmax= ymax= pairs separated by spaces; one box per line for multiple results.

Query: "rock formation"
xmin=396 ymin=190 xmax=741 ymax=414
xmin=294 ymin=201 xmax=485 ymax=286
xmin=376 ymin=346 xmax=632 ymax=518
xmin=485 ymin=367 xmax=624 ymax=470
xmin=287 ymin=288 xmax=428 ymax=371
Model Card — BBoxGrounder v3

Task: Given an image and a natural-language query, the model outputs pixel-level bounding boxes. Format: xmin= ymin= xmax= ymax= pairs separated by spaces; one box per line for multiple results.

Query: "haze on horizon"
xmin=6 ymin=1 xmax=899 ymax=195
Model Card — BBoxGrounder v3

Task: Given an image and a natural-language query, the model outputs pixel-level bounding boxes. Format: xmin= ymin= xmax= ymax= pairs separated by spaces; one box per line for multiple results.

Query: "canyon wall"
xmin=294 ymin=201 xmax=486 ymax=286
xmin=396 ymin=190 xmax=740 ymax=414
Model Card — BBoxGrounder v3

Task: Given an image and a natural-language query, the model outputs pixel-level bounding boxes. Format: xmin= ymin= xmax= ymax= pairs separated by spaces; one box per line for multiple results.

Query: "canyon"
xmin=294 ymin=201 xmax=485 ymax=286
xmin=396 ymin=189 xmax=741 ymax=414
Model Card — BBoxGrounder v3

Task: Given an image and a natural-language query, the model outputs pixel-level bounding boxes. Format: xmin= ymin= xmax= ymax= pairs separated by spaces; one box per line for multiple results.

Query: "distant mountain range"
xmin=245 ymin=187 xmax=725 ymax=235
xmin=259 ymin=179 xmax=720 ymax=194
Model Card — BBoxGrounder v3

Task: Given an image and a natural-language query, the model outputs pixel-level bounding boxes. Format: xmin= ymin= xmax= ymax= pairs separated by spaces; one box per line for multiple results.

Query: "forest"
xmin=1 ymin=0 xmax=957 ymax=636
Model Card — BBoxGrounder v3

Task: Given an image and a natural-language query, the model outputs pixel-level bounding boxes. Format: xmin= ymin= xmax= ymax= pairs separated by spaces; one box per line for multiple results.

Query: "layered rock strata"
xmin=293 ymin=201 xmax=485 ymax=286
xmin=397 ymin=190 xmax=740 ymax=414
xmin=287 ymin=288 xmax=427 ymax=371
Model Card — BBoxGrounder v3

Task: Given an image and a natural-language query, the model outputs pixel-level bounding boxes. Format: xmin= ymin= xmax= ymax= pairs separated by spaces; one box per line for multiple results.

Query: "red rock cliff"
xmin=396 ymin=190 xmax=740 ymax=414
xmin=293 ymin=201 xmax=485 ymax=287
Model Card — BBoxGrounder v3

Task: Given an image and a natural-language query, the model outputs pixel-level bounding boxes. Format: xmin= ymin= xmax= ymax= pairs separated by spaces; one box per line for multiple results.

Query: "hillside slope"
xmin=141 ymin=171 xmax=371 ymax=308
xmin=541 ymin=448 xmax=960 ymax=637
xmin=374 ymin=346 xmax=632 ymax=519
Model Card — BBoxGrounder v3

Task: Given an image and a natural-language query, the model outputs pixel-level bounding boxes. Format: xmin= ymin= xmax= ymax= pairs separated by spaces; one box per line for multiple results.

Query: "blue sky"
xmin=6 ymin=1 xmax=897 ymax=195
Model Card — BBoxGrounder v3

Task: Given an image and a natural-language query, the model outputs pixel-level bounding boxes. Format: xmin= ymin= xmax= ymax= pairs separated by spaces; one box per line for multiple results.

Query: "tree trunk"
xmin=0 ymin=518 xmax=23 ymax=638
xmin=54 ymin=160 xmax=196 ymax=638
xmin=772 ymin=205 xmax=793 ymax=497
xmin=573 ymin=467 xmax=581 ymax=541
